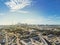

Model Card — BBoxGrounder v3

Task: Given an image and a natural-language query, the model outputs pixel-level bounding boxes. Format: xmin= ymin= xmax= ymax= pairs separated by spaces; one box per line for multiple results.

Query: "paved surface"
xmin=38 ymin=34 xmax=48 ymax=45
xmin=4 ymin=31 xmax=49 ymax=45
xmin=5 ymin=32 xmax=21 ymax=45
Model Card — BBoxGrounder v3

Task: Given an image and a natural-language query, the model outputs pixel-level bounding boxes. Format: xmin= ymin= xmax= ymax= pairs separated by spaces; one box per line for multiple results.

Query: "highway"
xmin=38 ymin=34 xmax=48 ymax=45
xmin=4 ymin=31 xmax=49 ymax=45
xmin=5 ymin=31 xmax=21 ymax=45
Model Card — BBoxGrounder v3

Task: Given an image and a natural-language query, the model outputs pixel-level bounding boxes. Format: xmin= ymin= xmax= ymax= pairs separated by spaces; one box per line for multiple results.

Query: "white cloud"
xmin=21 ymin=19 xmax=36 ymax=24
xmin=20 ymin=17 xmax=46 ymax=24
xmin=47 ymin=15 xmax=60 ymax=21
xmin=17 ymin=10 xmax=29 ymax=13
xmin=10 ymin=10 xmax=29 ymax=13
xmin=5 ymin=0 xmax=32 ymax=12
xmin=0 ymin=13 xmax=4 ymax=16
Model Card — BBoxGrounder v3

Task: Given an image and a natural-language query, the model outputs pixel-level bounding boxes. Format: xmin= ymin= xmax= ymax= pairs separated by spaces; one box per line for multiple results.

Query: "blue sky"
xmin=0 ymin=0 xmax=60 ymax=25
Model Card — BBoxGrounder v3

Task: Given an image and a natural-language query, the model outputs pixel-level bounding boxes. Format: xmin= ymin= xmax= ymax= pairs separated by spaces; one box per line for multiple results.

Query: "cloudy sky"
xmin=0 ymin=0 xmax=60 ymax=25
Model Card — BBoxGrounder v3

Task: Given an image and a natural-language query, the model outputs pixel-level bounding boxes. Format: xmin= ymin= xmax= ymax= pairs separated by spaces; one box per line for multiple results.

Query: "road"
xmin=38 ymin=34 xmax=48 ymax=45
xmin=5 ymin=31 xmax=8 ymax=45
xmin=5 ymin=31 xmax=21 ymax=45
xmin=5 ymin=31 xmax=49 ymax=45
